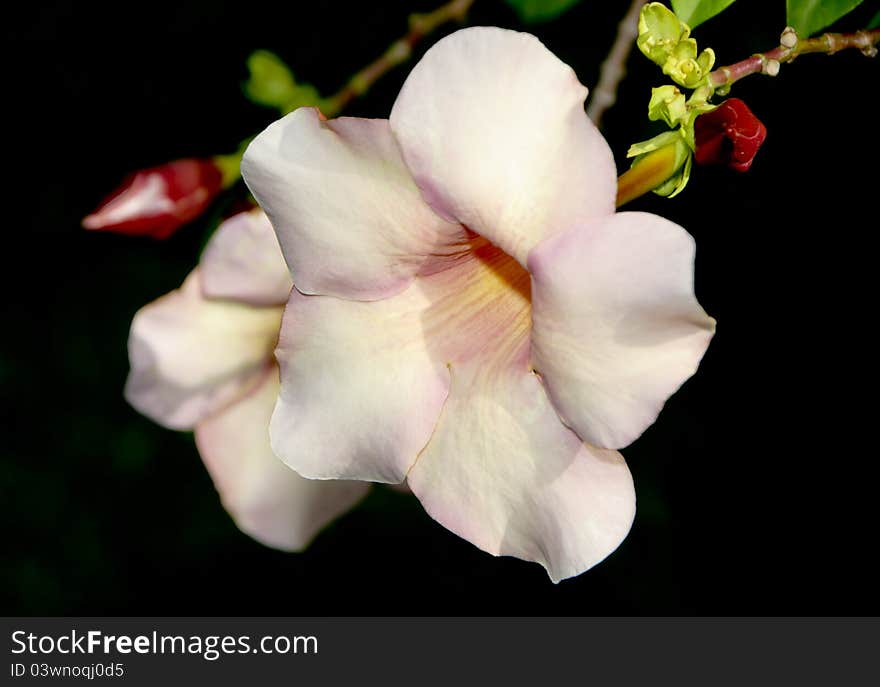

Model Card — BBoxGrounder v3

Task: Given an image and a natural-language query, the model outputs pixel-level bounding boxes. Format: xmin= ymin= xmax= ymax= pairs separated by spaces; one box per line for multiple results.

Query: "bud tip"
xmin=780 ymin=27 xmax=798 ymax=49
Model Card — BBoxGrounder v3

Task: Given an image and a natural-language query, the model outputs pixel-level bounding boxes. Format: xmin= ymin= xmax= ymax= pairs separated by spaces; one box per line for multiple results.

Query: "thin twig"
xmin=586 ymin=0 xmax=646 ymax=127
xmin=220 ymin=0 xmax=475 ymax=180
xmin=322 ymin=0 xmax=476 ymax=116
xmin=709 ymin=27 xmax=880 ymax=91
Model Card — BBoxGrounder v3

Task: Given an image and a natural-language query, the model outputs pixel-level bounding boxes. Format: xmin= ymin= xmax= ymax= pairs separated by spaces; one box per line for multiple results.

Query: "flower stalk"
xmin=321 ymin=0 xmax=475 ymax=117
xmin=221 ymin=0 xmax=475 ymax=185
xmin=587 ymin=0 xmax=647 ymax=127
xmin=709 ymin=27 xmax=880 ymax=91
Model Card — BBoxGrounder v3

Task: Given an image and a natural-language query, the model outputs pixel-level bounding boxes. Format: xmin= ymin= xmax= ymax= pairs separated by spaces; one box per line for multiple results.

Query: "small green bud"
xmin=627 ymin=131 xmax=693 ymax=198
xmin=637 ymin=3 xmax=717 ymax=89
xmin=648 ymin=85 xmax=688 ymax=128
xmin=281 ymin=83 xmax=323 ymax=115
xmin=689 ymin=84 xmax=714 ymax=106
xmin=637 ymin=2 xmax=689 ymax=67
xmin=653 ymin=152 xmax=692 ymax=197
xmin=244 ymin=50 xmax=299 ymax=110
xmin=663 ymin=41 xmax=715 ymax=88
xmin=670 ymin=37 xmax=698 ymax=62
xmin=681 ymin=90 xmax=717 ymax=149
xmin=243 ymin=50 xmax=323 ymax=115
xmin=697 ymin=48 xmax=715 ymax=74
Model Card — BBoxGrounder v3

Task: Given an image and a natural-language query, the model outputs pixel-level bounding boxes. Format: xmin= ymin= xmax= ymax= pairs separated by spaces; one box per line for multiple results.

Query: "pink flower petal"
xmin=195 ymin=367 xmax=370 ymax=551
xmin=269 ymin=234 xmax=530 ymax=484
xmin=269 ymin=223 xmax=636 ymax=578
xmin=200 ymin=209 xmax=293 ymax=307
xmin=125 ymin=270 xmax=282 ymax=429
xmin=390 ymin=27 xmax=616 ymax=266
xmin=270 ymin=286 xmax=452 ymax=484
xmin=407 ymin=354 xmax=635 ymax=583
xmin=241 ymin=108 xmax=463 ymax=301
xmin=528 ymin=212 xmax=715 ymax=449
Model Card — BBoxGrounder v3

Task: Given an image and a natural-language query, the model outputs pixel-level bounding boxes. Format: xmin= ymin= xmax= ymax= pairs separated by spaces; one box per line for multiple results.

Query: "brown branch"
xmin=709 ymin=27 xmax=880 ymax=91
xmin=322 ymin=0 xmax=476 ymax=116
xmin=587 ymin=0 xmax=646 ymax=127
xmin=221 ymin=0 xmax=475 ymax=181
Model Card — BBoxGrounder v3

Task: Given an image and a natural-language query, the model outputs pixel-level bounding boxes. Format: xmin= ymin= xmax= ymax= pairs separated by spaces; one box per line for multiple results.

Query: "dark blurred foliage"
xmin=2 ymin=0 xmax=878 ymax=615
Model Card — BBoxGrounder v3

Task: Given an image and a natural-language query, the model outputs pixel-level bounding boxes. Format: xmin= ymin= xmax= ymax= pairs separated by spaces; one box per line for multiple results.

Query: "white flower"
xmin=241 ymin=27 xmax=715 ymax=581
xmin=125 ymin=209 xmax=369 ymax=550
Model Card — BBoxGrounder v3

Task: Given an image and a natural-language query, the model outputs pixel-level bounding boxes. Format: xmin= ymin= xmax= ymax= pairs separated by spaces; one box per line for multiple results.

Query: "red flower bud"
xmin=82 ymin=158 xmax=224 ymax=239
xmin=694 ymin=98 xmax=767 ymax=173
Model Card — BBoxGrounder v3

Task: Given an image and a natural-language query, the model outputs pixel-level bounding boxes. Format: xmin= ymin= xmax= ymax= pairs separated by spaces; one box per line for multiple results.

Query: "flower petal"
xmin=270 ymin=287 xmax=452 ymax=483
xmin=528 ymin=212 xmax=715 ymax=450
xmin=195 ymin=367 xmax=369 ymax=551
xmin=200 ymin=209 xmax=293 ymax=306
xmin=407 ymin=357 xmax=636 ymax=583
xmin=270 ymin=234 xmax=531 ymax=484
xmin=125 ymin=270 xmax=282 ymax=429
xmin=390 ymin=27 xmax=616 ymax=266
xmin=241 ymin=107 xmax=462 ymax=301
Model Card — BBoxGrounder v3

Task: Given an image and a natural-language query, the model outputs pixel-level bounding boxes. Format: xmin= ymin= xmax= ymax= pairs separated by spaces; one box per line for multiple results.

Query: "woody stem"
xmin=587 ymin=0 xmax=647 ymax=127
xmin=709 ymin=28 xmax=880 ymax=90
xmin=217 ymin=0 xmax=475 ymax=183
xmin=321 ymin=0 xmax=476 ymax=116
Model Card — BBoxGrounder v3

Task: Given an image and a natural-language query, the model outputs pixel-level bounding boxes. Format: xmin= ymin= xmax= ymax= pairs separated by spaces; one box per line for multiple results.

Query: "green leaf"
xmin=671 ymin=0 xmax=737 ymax=29
xmin=869 ymin=10 xmax=880 ymax=29
xmin=786 ymin=0 xmax=864 ymax=37
xmin=505 ymin=0 xmax=583 ymax=23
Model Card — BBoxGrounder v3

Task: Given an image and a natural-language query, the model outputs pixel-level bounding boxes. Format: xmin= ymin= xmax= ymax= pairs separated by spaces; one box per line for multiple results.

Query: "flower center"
xmin=420 ymin=233 xmax=532 ymax=369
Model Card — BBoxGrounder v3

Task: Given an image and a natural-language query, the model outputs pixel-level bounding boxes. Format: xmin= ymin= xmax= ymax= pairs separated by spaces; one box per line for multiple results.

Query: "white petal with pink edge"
xmin=407 ymin=357 xmax=636 ymax=583
xmin=528 ymin=212 xmax=716 ymax=450
xmin=241 ymin=108 xmax=463 ymax=301
xmin=270 ymin=287 xmax=452 ymax=484
xmin=390 ymin=27 xmax=617 ymax=266
xmin=195 ymin=367 xmax=370 ymax=551
xmin=200 ymin=209 xmax=293 ymax=306
xmin=125 ymin=270 xmax=282 ymax=430
xmin=269 ymin=234 xmax=533 ymax=485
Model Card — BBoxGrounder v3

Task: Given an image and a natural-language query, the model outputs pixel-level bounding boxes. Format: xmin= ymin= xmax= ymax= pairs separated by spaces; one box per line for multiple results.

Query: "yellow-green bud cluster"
xmin=637 ymin=3 xmax=715 ymax=89
xmin=627 ymin=3 xmax=721 ymax=198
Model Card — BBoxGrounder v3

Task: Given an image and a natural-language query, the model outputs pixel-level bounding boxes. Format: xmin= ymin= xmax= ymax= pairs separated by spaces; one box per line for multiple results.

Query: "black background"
xmin=3 ymin=0 xmax=878 ymax=615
